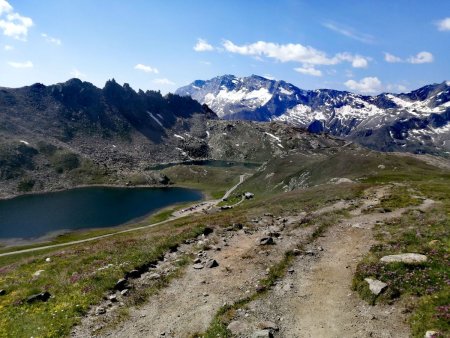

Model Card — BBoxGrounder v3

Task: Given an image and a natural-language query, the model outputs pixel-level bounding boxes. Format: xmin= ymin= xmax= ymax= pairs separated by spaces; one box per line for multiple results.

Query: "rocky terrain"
xmin=70 ymin=185 xmax=436 ymax=338
xmin=0 ymin=78 xmax=344 ymax=198
xmin=176 ymin=75 xmax=450 ymax=155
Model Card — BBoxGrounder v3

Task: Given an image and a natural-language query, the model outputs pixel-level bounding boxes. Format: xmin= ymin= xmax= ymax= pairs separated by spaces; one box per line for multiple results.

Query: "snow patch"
xmin=147 ymin=112 xmax=164 ymax=128
xmin=264 ymin=132 xmax=281 ymax=143
xmin=19 ymin=140 xmax=29 ymax=145
xmin=174 ymin=134 xmax=185 ymax=140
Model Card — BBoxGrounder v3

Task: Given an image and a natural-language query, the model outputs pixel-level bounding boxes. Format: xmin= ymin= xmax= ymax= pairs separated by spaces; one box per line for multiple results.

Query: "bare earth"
xmin=72 ymin=185 xmax=434 ymax=338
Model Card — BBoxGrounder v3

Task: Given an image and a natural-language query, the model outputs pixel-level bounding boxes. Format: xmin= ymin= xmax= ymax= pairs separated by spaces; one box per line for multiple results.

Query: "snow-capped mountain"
xmin=176 ymin=75 xmax=450 ymax=155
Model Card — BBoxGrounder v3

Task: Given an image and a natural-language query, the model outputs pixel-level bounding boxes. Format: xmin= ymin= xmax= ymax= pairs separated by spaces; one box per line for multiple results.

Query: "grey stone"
xmin=27 ymin=292 xmax=51 ymax=303
xmin=205 ymin=259 xmax=219 ymax=268
xmin=227 ymin=320 xmax=248 ymax=334
xmin=193 ymin=263 xmax=204 ymax=269
xmin=193 ymin=258 xmax=202 ymax=264
xmin=120 ymin=289 xmax=129 ymax=296
xmin=364 ymin=278 xmax=388 ymax=295
xmin=114 ymin=278 xmax=128 ymax=291
xmin=258 ymin=321 xmax=279 ymax=331
xmin=259 ymin=237 xmax=274 ymax=245
xmin=252 ymin=330 xmax=273 ymax=338
xmin=126 ymin=269 xmax=141 ymax=279
xmin=108 ymin=294 xmax=118 ymax=302
xmin=425 ymin=330 xmax=439 ymax=338
xmin=0 ymin=289 xmax=6 ymax=296
xmin=380 ymin=253 xmax=427 ymax=264
xmin=148 ymin=273 xmax=161 ymax=280
xmin=95 ymin=306 xmax=106 ymax=315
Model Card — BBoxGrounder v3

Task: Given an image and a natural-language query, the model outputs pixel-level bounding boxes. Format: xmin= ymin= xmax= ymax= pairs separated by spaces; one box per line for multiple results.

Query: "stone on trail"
xmin=227 ymin=320 xmax=248 ymax=334
xmin=95 ymin=306 xmax=106 ymax=315
xmin=380 ymin=253 xmax=427 ymax=264
xmin=258 ymin=237 xmax=274 ymax=245
xmin=364 ymin=278 xmax=388 ymax=295
xmin=193 ymin=263 xmax=204 ymax=269
xmin=205 ymin=259 xmax=219 ymax=268
xmin=252 ymin=329 xmax=273 ymax=338
xmin=258 ymin=321 xmax=279 ymax=331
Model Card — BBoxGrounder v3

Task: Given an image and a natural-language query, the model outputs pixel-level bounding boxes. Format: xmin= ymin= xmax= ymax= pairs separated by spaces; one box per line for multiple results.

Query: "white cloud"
xmin=344 ymin=77 xmax=382 ymax=94
xmin=222 ymin=39 xmax=370 ymax=68
xmin=193 ymin=38 xmax=214 ymax=52
xmin=153 ymin=78 xmax=175 ymax=85
xmin=407 ymin=51 xmax=434 ymax=64
xmin=386 ymin=83 xmax=408 ymax=93
xmin=8 ymin=60 xmax=33 ymax=68
xmin=294 ymin=65 xmax=322 ymax=77
xmin=199 ymin=60 xmax=211 ymax=66
xmin=41 ymin=33 xmax=61 ymax=45
xmin=3 ymin=44 xmax=13 ymax=50
xmin=70 ymin=68 xmax=86 ymax=79
xmin=436 ymin=17 xmax=450 ymax=31
xmin=322 ymin=22 xmax=375 ymax=44
xmin=0 ymin=0 xmax=12 ymax=16
xmin=384 ymin=52 xmax=402 ymax=63
xmin=0 ymin=1 xmax=33 ymax=41
xmin=134 ymin=63 xmax=159 ymax=74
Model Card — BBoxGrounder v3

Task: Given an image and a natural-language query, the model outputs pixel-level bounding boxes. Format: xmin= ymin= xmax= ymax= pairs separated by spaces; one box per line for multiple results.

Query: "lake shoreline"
xmin=0 ymin=186 xmax=204 ymax=243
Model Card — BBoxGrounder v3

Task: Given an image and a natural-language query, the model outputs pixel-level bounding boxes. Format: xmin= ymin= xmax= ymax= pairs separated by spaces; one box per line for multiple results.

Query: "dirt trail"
xmin=239 ymin=188 xmax=435 ymax=338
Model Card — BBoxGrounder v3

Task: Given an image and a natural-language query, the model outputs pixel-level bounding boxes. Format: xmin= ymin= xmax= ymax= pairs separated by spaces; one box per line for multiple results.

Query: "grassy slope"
xmin=0 ymin=150 xmax=448 ymax=337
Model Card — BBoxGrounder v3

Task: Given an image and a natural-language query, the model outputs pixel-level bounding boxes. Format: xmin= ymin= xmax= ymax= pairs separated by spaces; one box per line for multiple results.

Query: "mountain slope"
xmin=176 ymin=75 xmax=450 ymax=155
xmin=0 ymin=79 xmax=347 ymax=198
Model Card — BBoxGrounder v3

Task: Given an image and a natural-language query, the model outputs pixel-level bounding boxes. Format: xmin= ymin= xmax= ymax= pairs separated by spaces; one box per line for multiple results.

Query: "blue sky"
xmin=0 ymin=0 xmax=449 ymax=94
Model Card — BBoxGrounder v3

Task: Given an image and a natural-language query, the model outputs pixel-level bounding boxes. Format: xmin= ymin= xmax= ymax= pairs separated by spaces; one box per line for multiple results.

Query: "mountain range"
xmin=176 ymin=75 xmax=450 ymax=155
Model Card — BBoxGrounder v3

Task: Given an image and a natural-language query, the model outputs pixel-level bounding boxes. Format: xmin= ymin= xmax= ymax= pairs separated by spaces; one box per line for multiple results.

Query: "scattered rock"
xmin=126 ymin=270 xmax=141 ymax=279
xmin=148 ymin=273 xmax=161 ymax=280
xmin=108 ymin=294 xmax=118 ymax=302
xmin=205 ymin=259 xmax=219 ymax=268
xmin=193 ymin=263 xmax=204 ymax=270
xmin=26 ymin=292 xmax=51 ymax=303
xmin=378 ymin=164 xmax=385 ymax=169
xmin=252 ymin=329 xmax=273 ymax=338
xmin=33 ymin=270 xmax=45 ymax=277
xmin=293 ymin=248 xmax=301 ymax=256
xmin=258 ymin=321 xmax=279 ymax=331
xmin=45 ymin=257 xmax=51 ymax=262
xmin=120 ymin=289 xmax=129 ymax=296
xmin=364 ymin=278 xmax=388 ymax=295
xmin=380 ymin=253 xmax=427 ymax=264
xmin=244 ymin=192 xmax=254 ymax=199
xmin=330 ymin=177 xmax=354 ymax=184
xmin=0 ymin=289 xmax=6 ymax=296
xmin=193 ymin=258 xmax=202 ymax=264
xmin=114 ymin=278 xmax=128 ymax=291
xmin=424 ymin=330 xmax=440 ymax=338
xmin=95 ymin=306 xmax=106 ymax=315
xmin=317 ymin=246 xmax=324 ymax=251
xmin=259 ymin=237 xmax=274 ymax=245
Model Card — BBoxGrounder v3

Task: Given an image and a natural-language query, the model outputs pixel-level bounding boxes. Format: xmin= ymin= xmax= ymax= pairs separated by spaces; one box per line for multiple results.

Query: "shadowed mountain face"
xmin=176 ymin=75 xmax=450 ymax=155
xmin=0 ymin=78 xmax=351 ymax=198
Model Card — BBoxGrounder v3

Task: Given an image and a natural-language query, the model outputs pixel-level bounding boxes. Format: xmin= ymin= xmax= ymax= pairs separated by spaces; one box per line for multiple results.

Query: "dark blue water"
xmin=149 ymin=160 xmax=261 ymax=171
xmin=0 ymin=187 xmax=202 ymax=239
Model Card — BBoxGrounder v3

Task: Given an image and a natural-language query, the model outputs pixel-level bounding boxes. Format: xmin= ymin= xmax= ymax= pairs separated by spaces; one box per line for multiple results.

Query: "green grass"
xmin=353 ymin=169 xmax=450 ymax=337
xmin=0 ymin=221 xmax=206 ymax=338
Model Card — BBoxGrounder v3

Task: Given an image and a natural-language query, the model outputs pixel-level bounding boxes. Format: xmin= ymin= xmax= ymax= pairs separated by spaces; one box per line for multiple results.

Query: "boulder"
xmin=125 ymin=270 xmax=141 ymax=279
xmin=424 ymin=330 xmax=439 ymax=338
xmin=259 ymin=237 xmax=274 ymax=245
xmin=114 ymin=278 xmax=128 ymax=291
xmin=205 ymin=259 xmax=219 ymax=268
xmin=380 ymin=253 xmax=427 ymax=264
xmin=364 ymin=278 xmax=388 ymax=295
xmin=26 ymin=292 xmax=51 ymax=303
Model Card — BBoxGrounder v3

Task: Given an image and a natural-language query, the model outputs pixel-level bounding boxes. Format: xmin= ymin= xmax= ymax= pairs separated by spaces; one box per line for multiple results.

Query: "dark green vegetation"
xmin=0 ymin=147 xmax=448 ymax=337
